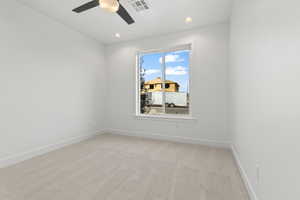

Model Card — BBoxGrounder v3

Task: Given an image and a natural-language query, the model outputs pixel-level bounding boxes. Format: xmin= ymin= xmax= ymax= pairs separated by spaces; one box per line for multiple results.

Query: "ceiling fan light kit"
xmin=72 ymin=0 xmax=135 ymax=25
xmin=99 ymin=0 xmax=119 ymax=13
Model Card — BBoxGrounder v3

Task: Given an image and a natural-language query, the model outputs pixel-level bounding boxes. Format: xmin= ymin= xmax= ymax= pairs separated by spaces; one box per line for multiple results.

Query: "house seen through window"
xmin=137 ymin=45 xmax=191 ymax=116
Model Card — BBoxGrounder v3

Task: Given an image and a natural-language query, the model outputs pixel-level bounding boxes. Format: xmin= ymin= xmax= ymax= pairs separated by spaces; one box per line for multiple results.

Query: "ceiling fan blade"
xmin=72 ymin=0 xmax=99 ymax=13
xmin=117 ymin=3 xmax=135 ymax=25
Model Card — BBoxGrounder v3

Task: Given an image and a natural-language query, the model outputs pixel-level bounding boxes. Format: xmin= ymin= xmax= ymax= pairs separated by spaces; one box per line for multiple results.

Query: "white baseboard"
xmin=0 ymin=130 xmax=105 ymax=168
xmin=105 ymin=128 xmax=231 ymax=148
xmin=231 ymin=145 xmax=259 ymax=200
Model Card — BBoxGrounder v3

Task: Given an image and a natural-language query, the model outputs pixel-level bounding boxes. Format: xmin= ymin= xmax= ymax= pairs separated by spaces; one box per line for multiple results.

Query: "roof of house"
xmin=144 ymin=77 xmax=179 ymax=85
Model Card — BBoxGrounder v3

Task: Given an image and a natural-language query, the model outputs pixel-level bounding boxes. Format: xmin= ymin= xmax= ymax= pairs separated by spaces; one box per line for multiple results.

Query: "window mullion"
xmin=162 ymin=52 xmax=166 ymax=114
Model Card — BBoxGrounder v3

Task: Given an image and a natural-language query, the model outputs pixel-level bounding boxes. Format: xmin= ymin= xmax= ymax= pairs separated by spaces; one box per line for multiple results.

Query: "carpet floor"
xmin=0 ymin=134 xmax=249 ymax=200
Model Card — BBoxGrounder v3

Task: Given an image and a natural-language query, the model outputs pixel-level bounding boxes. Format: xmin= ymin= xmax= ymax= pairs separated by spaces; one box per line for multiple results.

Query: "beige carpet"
xmin=0 ymin=134 xmax=249 ymax=200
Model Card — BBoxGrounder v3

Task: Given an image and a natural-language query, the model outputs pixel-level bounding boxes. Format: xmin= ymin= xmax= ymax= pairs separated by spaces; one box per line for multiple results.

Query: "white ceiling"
xmin=18 ymin=0 xmax=233 ymax=44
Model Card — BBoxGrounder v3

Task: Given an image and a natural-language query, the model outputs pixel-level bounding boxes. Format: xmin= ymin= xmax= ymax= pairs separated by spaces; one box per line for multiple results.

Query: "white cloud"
xmin=166 ymin=66 xmax=187 ymax=75
xmin=144 ymin=69 xmax=160 ymax=75
xmin=143 ymin=66 xmax=187 ymax=76
xmin=159 ymin=54 xmax=184 ymax=63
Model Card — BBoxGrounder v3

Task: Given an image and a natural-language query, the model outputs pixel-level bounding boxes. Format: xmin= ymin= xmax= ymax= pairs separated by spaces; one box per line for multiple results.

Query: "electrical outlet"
xmin=256 ymin=163 xmax=260 ymax=185
xmin=256 ymin=162 xmax=263 ymax=198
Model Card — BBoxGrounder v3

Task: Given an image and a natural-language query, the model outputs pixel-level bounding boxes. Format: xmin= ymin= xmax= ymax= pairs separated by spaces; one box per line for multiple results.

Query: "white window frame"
xmin=135 ymin=44 xmax=194 ymax=120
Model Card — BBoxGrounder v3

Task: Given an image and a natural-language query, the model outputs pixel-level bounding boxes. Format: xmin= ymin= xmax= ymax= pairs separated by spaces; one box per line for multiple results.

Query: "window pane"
xmin=139 ymin=52 xmax=164 ymax=114
xmin=164 ymin=50 xmax=190 ymax=115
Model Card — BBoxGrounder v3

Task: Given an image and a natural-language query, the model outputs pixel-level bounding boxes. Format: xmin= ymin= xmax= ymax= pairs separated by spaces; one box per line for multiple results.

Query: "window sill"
xmin=134 ymin=114 xmax=196 ymax=122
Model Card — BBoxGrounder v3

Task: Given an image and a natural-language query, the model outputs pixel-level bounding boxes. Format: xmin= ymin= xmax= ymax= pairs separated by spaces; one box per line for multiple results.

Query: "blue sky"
xmin=140 ymin=50 xmax=190 ymax=92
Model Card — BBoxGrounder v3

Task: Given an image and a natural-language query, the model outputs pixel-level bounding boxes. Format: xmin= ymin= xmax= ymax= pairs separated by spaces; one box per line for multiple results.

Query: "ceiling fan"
xmin=72 ymin=0 xmax=135 ymax=25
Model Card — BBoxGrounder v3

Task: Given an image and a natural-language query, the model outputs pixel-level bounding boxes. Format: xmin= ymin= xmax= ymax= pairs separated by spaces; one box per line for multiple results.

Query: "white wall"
xmin=0 ymin=0 xmax=106 ymax=166
xmin=230 ymin=0 xmax=300 ymax=199
xmin=105 ymin=23 xmax=230 ymax=144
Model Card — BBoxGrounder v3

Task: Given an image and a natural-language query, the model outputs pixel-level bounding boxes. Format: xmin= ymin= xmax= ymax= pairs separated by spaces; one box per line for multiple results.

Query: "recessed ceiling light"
xmin=185 ymin=17 xmax=193 ymax=24
xmin=115 ymin=33 xmax=121 ymax=38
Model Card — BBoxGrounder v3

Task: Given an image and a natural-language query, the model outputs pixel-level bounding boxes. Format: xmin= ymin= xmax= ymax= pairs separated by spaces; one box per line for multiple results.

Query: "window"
xmin=137 ymin=44 xmax=191 ymax=117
